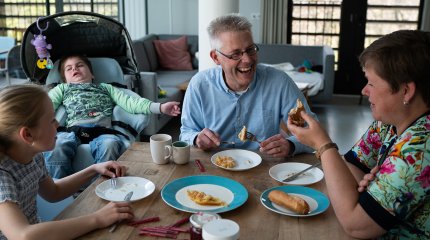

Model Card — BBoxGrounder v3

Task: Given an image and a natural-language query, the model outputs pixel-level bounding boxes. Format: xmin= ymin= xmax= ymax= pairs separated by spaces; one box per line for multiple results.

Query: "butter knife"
xmin=282 ymin=162 xmax=321 ymax=182
xmin=109 ymin=191 xmax=134 ymax=233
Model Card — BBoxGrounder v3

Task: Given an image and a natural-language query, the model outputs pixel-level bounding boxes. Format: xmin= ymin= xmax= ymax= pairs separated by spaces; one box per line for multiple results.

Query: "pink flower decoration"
xmin=416 ymin=166 xmax=430 ymax=188
xmin=359 ymin=140 xmax=370 ymax=155
xmin=380 ymin=161 xmax=395 ymax=174
xmin=367 ymin=132 xmax=382 ymax=149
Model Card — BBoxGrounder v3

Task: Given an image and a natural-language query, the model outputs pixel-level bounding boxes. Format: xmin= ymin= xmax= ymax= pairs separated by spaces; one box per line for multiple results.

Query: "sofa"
xmin=133 ymin=34 xmax=198 ymax=136
xmin=257 ymin=44 xmax=335 ymax=103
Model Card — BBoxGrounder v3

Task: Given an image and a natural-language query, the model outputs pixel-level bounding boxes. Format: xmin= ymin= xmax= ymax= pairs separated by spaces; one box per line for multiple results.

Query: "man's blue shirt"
xmin=180 ymin=64 xmax=315 ymax=154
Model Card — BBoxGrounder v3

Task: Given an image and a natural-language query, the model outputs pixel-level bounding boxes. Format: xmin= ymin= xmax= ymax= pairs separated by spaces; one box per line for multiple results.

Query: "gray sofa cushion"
xmin=134 ymin=34 xmax=199 ymax=72
xmin=157 ymin=70 xmax=198 ymax=88
xmin=132 ymin=41 xmax=151 ymax=71
xmin=142 ymin=34 xmax=159 ymax=71
xmin=257 ymin=44 xmax=334 ymax=103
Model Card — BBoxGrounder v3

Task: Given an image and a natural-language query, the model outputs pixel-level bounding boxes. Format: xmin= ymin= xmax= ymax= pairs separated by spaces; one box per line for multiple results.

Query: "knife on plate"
xmin=282 ymin=162 xmax=321 ymax=182
xmin=109 ymin=191 xmax=134 ymax=232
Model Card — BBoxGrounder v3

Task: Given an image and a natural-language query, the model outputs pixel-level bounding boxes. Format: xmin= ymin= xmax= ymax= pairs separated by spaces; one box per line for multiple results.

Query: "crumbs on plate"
xmin=283 ymin=172 xmax=311 ymax=179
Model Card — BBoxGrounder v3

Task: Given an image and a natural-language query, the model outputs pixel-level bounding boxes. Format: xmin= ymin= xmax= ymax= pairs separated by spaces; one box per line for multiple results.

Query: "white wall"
xmin=147 ymin=0 xmax=198 ymax=35
xmin=239 ymin=0 xmax=262 ymax=43
xmin=145 ymin=0 xmax=262 ymax=41
xmin=122 ymin=0 xmax=147 ymax=40
xmin=198 ymin=0 xmax=239 ymax=71
xmin=127 ymin=1 xmax=429 ymax=41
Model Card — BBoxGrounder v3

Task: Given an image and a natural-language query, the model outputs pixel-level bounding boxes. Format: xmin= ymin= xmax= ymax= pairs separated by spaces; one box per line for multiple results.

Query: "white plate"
xmin=260 ymin=186 xmax=330 ymax=217
xmin=269 ymin=162 xmax=324 ymax=185
xmin=211 ymin=149 xmax=262 ymax=171
xmin=95 ymin=176 xmax=155 ymax=202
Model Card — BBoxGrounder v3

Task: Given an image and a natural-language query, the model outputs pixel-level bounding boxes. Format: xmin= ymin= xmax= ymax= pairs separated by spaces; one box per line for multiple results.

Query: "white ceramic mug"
xmin=172 ymin=141 xmax=190 ymax=164
xmin=150 ymin=134 xmax=172 ymax=164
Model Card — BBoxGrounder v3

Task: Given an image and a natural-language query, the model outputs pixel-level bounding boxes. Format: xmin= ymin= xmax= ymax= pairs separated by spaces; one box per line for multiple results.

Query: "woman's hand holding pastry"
xmin=287 ymin=111 xmax=331 ymax=150
xmin=260 ymin=134 xmax=291 ymax=157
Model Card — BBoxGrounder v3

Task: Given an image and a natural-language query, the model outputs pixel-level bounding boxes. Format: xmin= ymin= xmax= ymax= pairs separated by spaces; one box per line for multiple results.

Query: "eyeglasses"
xmin=216 ymin=45 xmax=259 ymax=60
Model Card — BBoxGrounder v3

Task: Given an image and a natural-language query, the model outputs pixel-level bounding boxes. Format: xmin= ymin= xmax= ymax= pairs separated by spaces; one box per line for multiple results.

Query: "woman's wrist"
xmin=315 ymin=142 xmax=338 ymax=160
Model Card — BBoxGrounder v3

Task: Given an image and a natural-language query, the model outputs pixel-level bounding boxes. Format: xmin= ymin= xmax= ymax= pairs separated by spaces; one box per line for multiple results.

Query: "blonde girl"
xmin=0 ymin=84 xmax=133 ymax=240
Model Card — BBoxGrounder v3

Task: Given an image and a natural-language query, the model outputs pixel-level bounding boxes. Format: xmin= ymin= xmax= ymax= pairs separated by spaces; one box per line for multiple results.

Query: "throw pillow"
xmin=153 ymin=36 xmax=193 ymax=70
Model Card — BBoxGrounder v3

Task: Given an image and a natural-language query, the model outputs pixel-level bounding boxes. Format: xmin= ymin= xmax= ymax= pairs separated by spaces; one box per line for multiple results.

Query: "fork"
xmin=245 ymin=131 xmax=261 ymax=143
xmin=110 ymin=176 xmax=117 ymax=189
xmin=221 ymin=141 xmax=235 ymax=145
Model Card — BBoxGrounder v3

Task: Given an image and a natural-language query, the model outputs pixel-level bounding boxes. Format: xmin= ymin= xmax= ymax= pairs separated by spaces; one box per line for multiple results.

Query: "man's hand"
xmin=161 ymin=101 xmax=181 ymax=116
xmin=259 ymin=134 xmax=292 ymax=157
xmin=194 ymin=128 xmax=221 ymax=150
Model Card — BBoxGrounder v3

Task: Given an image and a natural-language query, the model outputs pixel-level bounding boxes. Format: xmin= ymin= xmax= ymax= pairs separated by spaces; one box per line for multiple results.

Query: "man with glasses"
xmin=180 ymin=14 xmax=315 ymax=157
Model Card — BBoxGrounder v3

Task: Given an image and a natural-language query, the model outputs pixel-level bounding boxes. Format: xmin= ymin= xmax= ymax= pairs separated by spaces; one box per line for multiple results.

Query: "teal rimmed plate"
xmin=161 ymin=175 xmax=248 ymax=213
xmin=261 ymin=185 xmax=330 ymax=217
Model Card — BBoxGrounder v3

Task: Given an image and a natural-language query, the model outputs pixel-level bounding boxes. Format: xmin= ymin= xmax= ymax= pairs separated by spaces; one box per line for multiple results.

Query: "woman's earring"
xmin=31 ymin=142 xmax=35 ymax=146
xmin=403 ymin=100 xmax=409 ymax=105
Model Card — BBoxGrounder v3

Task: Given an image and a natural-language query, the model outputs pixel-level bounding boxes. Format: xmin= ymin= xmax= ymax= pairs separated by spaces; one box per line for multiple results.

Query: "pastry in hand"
xmin=238 ymin=126 xmax=247 ymax=142
xmin=187 ymin=190 xmax=226 ymax=206
xmin=288 ymin=99 xmax=306 ymax=127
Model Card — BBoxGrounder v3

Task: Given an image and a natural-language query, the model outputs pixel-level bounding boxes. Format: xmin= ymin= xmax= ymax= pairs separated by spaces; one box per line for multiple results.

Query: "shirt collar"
xmin=218 ymin=67 xmax=258 ymax=95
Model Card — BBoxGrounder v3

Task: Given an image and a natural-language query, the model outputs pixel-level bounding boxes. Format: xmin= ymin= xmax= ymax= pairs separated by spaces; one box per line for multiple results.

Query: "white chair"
xmin=45 ymin=57 xmax=150 ymax=172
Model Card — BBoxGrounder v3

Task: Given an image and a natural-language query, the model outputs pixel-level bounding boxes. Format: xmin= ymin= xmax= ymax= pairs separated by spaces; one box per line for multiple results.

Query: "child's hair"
xmin=58 ymin=55 xmax=93 ymax=82
xmin=0 ymin=84 xmax=48 ymax=149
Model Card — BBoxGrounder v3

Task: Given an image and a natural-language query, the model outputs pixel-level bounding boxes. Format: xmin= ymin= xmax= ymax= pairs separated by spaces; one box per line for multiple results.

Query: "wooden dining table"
xmin=54 ymin=142 xmax=356 ymax=240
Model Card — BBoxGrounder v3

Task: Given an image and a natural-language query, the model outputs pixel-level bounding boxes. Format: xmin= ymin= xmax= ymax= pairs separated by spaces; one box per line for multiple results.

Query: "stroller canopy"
xmin=21 ymin=11 xmax=138 ymax=84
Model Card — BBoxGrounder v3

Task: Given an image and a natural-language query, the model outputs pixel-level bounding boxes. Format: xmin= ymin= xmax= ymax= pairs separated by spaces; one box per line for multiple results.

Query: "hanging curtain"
xmin=261 ymin=0 xmax=289 ymax=44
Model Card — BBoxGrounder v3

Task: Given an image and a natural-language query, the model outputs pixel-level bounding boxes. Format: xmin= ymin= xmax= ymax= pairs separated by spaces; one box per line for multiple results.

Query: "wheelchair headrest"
xmin=46 ymin=57 xmax=124 ymax=86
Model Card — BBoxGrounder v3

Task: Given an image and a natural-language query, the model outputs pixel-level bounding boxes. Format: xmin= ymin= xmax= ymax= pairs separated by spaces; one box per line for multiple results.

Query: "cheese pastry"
xmin=187 ymin=190 xmax=226 ymax=206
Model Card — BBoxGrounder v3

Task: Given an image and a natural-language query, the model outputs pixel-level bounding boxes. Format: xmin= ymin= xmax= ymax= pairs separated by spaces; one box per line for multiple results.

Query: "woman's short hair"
xmin=207 ymin=14 xmax=252 ymax=50
xmin=0 ymin=84 xmax=48 ymax=148
xmin=359 ymin=30 xmax=430 ymax=106
xmin=58 ymin=55 xmax=93 ymax=82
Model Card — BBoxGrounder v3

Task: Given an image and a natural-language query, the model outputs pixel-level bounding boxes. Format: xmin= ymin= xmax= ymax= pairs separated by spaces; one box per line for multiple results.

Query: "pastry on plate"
xmin=187 ymin=190 xmax=226 ymax=206
xmin=215 ymin=155 xmax=236 ymax=168
xmin=268 ymin=190 xmax=310 ymax=215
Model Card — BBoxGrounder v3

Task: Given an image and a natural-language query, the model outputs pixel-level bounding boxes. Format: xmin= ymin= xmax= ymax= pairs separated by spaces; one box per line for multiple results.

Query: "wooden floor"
xmin=156 ymin=95 xmax=373 ymax=155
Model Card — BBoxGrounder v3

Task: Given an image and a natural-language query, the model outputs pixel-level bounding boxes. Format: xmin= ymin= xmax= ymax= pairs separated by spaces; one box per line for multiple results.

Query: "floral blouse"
xmin=344 ymin=114 xmax=430 ymax=239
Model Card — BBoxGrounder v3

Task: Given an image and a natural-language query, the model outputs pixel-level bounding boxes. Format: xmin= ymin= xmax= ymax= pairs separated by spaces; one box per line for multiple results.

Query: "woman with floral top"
xmin=288 ymin=30 xmax=430 ymax=239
